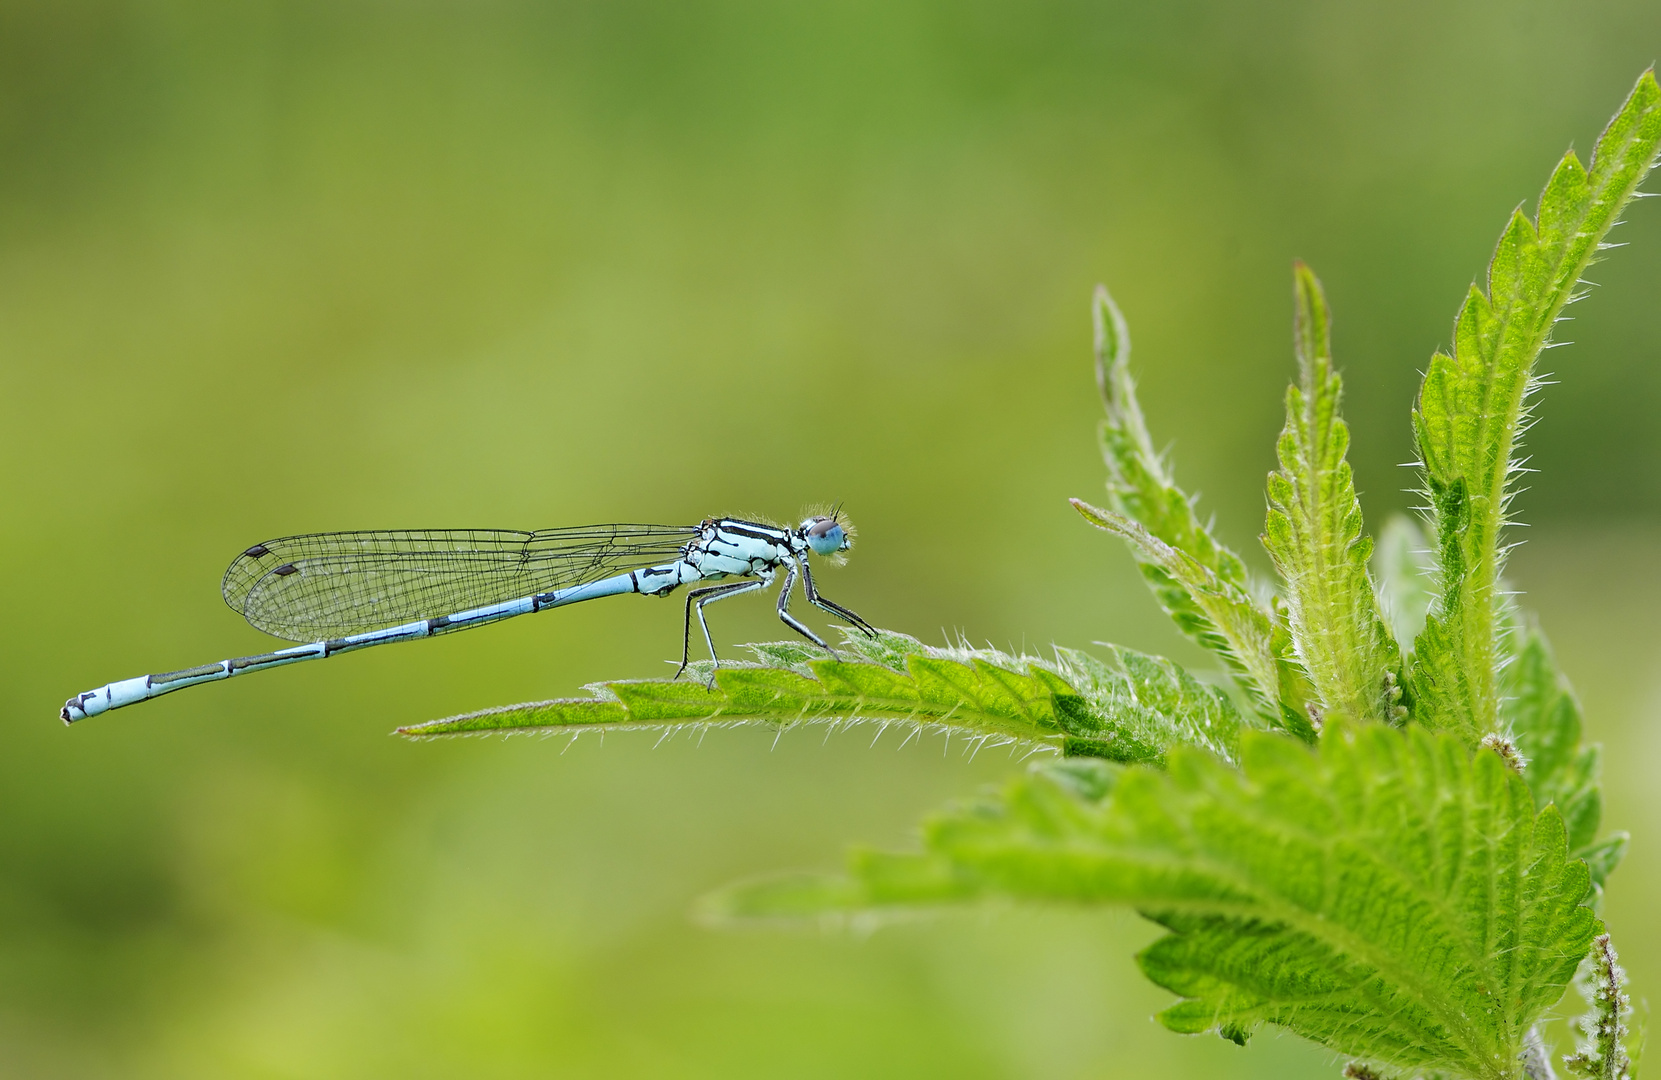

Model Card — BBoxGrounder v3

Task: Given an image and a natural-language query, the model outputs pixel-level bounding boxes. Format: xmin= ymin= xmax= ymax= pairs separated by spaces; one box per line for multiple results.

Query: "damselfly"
xmin=62 ymin=513 xmax=875 ymax=723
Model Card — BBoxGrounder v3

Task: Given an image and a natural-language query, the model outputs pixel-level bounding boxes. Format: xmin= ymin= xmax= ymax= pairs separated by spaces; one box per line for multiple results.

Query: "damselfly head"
xmin=801 ymin=514 xmax=852 ymax=557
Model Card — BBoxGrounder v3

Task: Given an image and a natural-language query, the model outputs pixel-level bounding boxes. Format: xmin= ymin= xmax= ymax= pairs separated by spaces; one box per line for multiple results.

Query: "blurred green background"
xmin=2 ymin=2 xmax=1659 ymax=1076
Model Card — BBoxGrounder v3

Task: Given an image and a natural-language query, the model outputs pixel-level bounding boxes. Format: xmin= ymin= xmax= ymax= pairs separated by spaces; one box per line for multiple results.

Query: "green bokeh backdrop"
xmin=3 ymin=3 xmax=1659 ymax=1076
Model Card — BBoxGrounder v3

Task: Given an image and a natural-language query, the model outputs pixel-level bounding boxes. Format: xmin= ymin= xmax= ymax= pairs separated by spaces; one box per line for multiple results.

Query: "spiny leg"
xmin=774 ymin=559 xmax=833 ymax=651
xmin=676 ymin=579 xmax=766 ymax=680
xmin=799 ymin=557 xmax=877 ymax=638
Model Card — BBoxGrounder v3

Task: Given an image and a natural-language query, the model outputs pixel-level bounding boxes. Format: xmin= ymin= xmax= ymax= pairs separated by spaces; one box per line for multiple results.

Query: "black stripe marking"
xmin=719 ymin=523 xmax=780 ymax=544
xmin=151 ymin=663 xmax=226 ymax=686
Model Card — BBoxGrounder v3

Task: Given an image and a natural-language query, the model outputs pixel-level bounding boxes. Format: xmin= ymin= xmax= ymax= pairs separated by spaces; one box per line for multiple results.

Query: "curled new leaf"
xmin=1263 ymin=263 xmax=1402 ymax=726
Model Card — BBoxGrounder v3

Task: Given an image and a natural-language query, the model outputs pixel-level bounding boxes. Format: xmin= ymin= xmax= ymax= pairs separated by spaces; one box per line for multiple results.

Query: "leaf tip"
xmin=1069 ymin=496 xmax=1110 ymax=527
xmin=1093 ymin=284 xmax=1131 ymax=401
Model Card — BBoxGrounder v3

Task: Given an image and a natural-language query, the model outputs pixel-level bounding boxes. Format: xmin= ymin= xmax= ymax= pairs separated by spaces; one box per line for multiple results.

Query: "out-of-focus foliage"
xmin=1373 ymin=514 xmax=1437 ymax=655
xmin=6 ymin=2 xmax=1661 ymax=1077
xmin=1505 ymin=628 xmax=1626 ymax=894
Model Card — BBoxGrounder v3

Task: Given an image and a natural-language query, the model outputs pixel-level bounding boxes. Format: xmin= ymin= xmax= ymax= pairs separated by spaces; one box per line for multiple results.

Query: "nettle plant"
xmin=404 ymin=73 xmax=1661 ymax=1080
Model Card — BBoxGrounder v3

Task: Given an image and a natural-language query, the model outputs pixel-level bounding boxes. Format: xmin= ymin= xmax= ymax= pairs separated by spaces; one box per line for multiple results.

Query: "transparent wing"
xmin=222 ymin=524 xmax=700 ymax=642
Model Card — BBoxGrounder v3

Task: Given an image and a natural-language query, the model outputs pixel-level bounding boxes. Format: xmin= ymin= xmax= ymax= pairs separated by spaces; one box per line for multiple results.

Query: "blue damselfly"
xmin=62 ymin=514 xmax=874 ymax=723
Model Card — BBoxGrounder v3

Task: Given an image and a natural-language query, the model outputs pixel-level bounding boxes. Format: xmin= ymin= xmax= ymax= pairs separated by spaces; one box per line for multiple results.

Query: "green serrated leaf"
xmin=715 ymin=667 xmax=823 ymax=714
xmin=609 ymin=679 xmax=727 ymax=719
xmin=1093 ymin=285 xmax=1251 ymax=592
xmin=1045 ymin=644 xmax=1244 ymax=764
xmin=836 ymin=627 xmax=935 ymax=673
xmin=1072 ymin=499 xmax=1313 ymax=738
xmin=744 ymin=639 xmax=825 ymax=675
xmin=1502 ymin=626 xmax=1623 ymax=889
xmin=711 ymin=725 xmax=1599 ymax=1078
xmin=1412 ymin=71 xmax=1661 ymax=741
xmin=1262 ymin=262 xmax=1403 ymax=726
xmin=1575 ymin=835 xmax=1628 ymax=894
xmin=398 ymin=696 xmax=631 ymax=734
xmin=1503 ymin=629 xmax=1585 ymax=805
xmin=1087 ymin=288 xmax=1315 ymax=729
xmin=809 ymin=656 xmax=923 ymax=705
xmin=398 ymin=629 xmax=1238 ymax=766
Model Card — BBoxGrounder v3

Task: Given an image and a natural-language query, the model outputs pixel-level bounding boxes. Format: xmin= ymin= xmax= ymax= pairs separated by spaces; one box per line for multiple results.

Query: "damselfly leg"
xmin=773 ymin=559 xmax=830 ymax=655
xmin=677 ymin=579 xmax=766 ymax=680
xmin=799 ymin=558 xmax=878 ymax=638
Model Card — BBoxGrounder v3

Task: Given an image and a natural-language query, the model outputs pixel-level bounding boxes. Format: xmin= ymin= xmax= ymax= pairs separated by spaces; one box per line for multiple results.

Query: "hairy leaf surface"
xmin=1088 ymin=288 xmax=1315 ymax=733
xmin=1072 ymin=499 xmax=1314 ymax=739
xmin=399 ymin=630 xmax=1241 ymax=766
xmin=1263 ymin=263 xmax=1402 ymax=726
xmin=1412 ymin=71 xmax=1661 ymax=740
xmin=710 ymin=726 xmax=1599 ymax=1078
xmin=1093 ymin=286 xmax=1251 ymax=593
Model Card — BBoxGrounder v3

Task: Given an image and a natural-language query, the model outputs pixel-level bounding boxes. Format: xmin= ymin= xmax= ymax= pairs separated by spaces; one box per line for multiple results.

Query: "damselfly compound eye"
xmin=803 ymin=516 xmax=847 ymax=556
